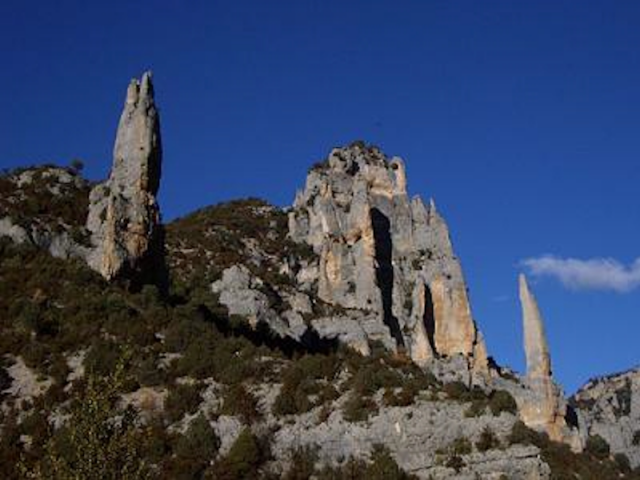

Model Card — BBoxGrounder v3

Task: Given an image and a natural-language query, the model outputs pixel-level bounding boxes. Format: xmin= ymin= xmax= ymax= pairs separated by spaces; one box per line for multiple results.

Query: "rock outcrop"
xmin=572 ymin=367 xmax=640 ymax=468
xmin=86 ymin=71 xmax=163 ymax=282
xmin=516 ymin=274 xmax=581 ymax=449
xmin=0 ymin=166 xmax=92 ymax=259
xmin=288 ymin=143 xmax=487 ymax=376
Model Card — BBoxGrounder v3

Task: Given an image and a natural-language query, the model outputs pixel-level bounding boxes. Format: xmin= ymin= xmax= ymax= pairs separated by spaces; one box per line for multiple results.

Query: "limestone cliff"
xmin=573 ymin=367 xmax=640 ymax=468
xmin=86 ymin=71 xmax=163 ymax=282
xmin=288 ymin=142 xmax=487 ymax=375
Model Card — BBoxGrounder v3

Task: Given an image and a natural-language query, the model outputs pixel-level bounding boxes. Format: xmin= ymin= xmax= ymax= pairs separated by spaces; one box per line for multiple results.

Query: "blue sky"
xmin=1 ymin=0 xmax=638 ymax=393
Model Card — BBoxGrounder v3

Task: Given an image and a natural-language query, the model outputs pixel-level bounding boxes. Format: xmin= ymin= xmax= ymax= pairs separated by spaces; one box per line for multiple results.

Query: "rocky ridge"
xmin=0 ymin=72 xmax=638 ymax=479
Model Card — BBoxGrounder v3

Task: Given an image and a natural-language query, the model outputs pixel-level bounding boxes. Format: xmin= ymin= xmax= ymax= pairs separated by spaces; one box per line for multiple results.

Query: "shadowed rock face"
xmin=288 ymin=142 xmax=487 ymax=374
xmin=86 ymin=72 xmax=163 ymax=283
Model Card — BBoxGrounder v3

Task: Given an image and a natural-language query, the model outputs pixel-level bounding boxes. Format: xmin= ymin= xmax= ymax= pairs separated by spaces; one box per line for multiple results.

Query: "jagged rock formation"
xmin=288 ymin=143 xmax=487 ymax=375
xmin=573 ymin=367 xmax=640 ymax=467
xmin=4 ymin=73 xmax=640 ymax=478
xmin=86 ymin=71 xmax=163 ymax=282
xmin=515 ymin=274 xmax=581 ymax=449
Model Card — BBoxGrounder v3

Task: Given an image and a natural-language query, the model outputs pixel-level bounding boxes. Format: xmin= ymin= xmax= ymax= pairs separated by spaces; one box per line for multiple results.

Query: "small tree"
xmin=69 ymin=159 xmax=84 ymax=173
xmin=24 ymin=354 xmax=150 ymax=479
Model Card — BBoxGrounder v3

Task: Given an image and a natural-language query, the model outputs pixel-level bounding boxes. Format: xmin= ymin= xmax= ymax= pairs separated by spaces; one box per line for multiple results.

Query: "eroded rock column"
xmin=518 ymin=274 xmax=581 ymax=449
xmin=86 ymin=72 xmax=163 ymax=282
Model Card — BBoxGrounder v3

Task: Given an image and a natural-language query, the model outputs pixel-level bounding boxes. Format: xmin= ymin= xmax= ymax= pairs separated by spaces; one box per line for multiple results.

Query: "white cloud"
xmin=521 ymin=255 xmax=640 ymax=293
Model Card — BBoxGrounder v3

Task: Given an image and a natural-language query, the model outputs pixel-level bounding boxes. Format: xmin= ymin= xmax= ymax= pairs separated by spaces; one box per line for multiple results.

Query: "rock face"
xmin=86 ymin=72 xmax=163 ymax=282
xmin=520 ymin=274 xmax=552 ymax=384
xmin=288 ymin=143 xmax=487 ymax=375
xmin=516 ymin=274 xmax=580 ymax=449
xmin=208 ymin=383 xmax=551 ymax=480
xmin=0 ymin=166 xmax=92 ymax=259
xmin=211 ymin=265 xmax=292 ymax=337
xmin=572 ymin=367 xmax=640 ymax=468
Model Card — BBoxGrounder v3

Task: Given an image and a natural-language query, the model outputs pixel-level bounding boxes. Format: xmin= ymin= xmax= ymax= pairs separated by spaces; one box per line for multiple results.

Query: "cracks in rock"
xmin=370 ymin=207 xmax=404 ymax=348
xmin=423 ymin=283 xmax=438 ymax=355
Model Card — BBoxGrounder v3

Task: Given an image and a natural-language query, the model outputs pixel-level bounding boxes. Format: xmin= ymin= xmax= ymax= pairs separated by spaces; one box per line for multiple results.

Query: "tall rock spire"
xmin=86 ymin=71 xmax=163 ymax=283
xmin=519 ymin=273 xmax=551 ymax=380
xmin=516 ymin=274 xmax=582 ymax=450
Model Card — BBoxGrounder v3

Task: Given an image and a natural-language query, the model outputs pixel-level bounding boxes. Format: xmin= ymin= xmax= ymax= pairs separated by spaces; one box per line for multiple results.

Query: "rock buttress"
xmin=288 ymin=142 xmax=487 ymax=373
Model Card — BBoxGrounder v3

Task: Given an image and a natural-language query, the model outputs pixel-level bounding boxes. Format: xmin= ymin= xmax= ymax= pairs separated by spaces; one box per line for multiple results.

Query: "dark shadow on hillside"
xmin=197 ymin=304 xmax=339 ymax=358
xmin=122 ymin=224 xmax=170 ymax=297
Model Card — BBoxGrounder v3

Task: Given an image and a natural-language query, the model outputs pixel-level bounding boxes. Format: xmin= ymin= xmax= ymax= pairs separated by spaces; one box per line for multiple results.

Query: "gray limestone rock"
xmin=86 ymin=71 xmax=163 ymax=281
xmin=288 ymin=142 xmax=486 ymax=372
xmin=520 ymin=274 xmax=551 ymax=382
xmin=516 ymin=274 xmax=581 ymax=450
xmin=211 ymin=265 xmax=290 ymax=336
xmin=572 ymin=366 xmax=640 ymax=467
xmin=268 ymin=392 xmax=549 ymax=479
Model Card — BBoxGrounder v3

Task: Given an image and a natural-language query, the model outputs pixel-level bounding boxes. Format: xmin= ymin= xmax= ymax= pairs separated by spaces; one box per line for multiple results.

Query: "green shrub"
xmin=207 ymin=428 xmax=268 ymax=480
xmin=282 ymin=446 xmax=318 ymax=480
xmin=367 ymin=444 xmax=417 ymax=479
xmin=445 ymin=454 xmax=465 ymax=473
xmin=614 ymin=453 xmax=631 ymax=473
xmin=175 ymin=413 xmax=219 ymax=459
xmin=508 ymin=421 xmax=543 ymax=447
xmin=164 ymin=382 xmax=202 ymax=423
xmin=221 ymin=384 xmax=260 ymax=423
xmin=272 ymin=354 xmax=339 ymax=416
xmin=352 ymin=363 xmax=402 ymax=396
xmin=476 ymin=426 xmax=501 ymax=452
xmin=382 ymin=387 xmax=416 ymax=407
xmin=273 ymin=382 xmax=312 ymax=416
xmin=443 ymin=381 xmax=469 ymax=400
xmin=488 ymin=390 xmax=518 ymax=416
xmin=175 ymin=335 xmax=218 ymax=379
xmin=132 ymin=354 xmax=165 ymax=387
xmin=343 ymin=393 xmax=378 ymax=423
xmin=464 ymin=399 xmax=487 ymax=417
xmin=585 ymin=434 xmax=610 ymax=460
xmin=450 ymin=436 xmax=472 ymax=455
xmin=313 ymin=447 xmax=417 ymax=480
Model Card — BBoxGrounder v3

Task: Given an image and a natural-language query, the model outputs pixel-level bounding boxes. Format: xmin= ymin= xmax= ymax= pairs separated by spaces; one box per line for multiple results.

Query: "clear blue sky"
xmin=1 ymin=1 xmax=638 ymax=393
